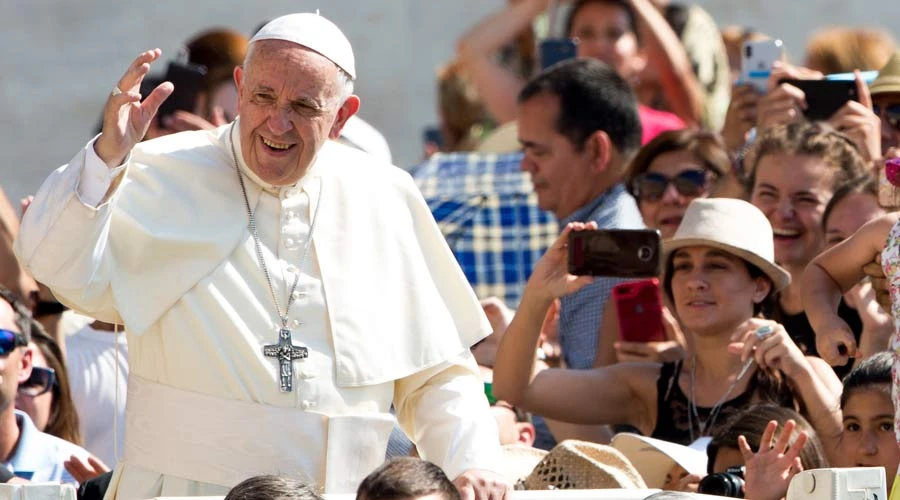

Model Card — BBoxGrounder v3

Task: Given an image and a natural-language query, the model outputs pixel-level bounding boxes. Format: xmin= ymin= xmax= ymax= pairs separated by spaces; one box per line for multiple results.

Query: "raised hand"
xmin=523 ymin=222 xmax=598 ymax=302
xmin=829 ymin=71 xmax=881 ymax=162
xmin=94 ymin=49 xmax=174 ymax=168
xmin=729 ymin=319 xmax=811 ymax=378
xmin=740 ymin=419 xmax=808 ymax=500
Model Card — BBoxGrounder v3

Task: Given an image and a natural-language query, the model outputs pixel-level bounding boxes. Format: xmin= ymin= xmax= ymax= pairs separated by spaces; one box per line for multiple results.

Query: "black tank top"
xmin=651 ymin=360 xmax=759 ymax=445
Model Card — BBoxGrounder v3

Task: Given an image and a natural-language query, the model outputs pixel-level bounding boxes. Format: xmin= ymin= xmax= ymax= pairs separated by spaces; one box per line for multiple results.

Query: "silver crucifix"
xmin=263 ymin=327 xmax=308 ymax=392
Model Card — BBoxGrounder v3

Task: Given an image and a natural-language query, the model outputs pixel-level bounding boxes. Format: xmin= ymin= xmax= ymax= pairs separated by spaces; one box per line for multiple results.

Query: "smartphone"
xmin=157 ymin=61 xmax=207 ymax=125
xmin=567 ymin=229 xmax=661 ymax=278
xmin=613 ymin=279 xmax=665 ymax=343
xmin=423 ymin=126 xmax=444 ymax=149
xmin=778 ymin=78 xmax=859 ymax=121
xmin=539 ymin=38 xmax=578 ymax=71
xmin=740 ymin=39 xmax=784 ymax=93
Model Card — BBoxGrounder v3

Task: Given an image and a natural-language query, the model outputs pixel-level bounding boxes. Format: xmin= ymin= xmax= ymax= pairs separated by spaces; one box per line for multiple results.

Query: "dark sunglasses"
xmin=0 ymin=328 xmax=28 ymax=356
xmin=631 ymin=169 xmax=709 ymax=202
xmin=873 ymin=104 xmax=900 ymax=130
xmin=18 ymin=366 xmax=56 ymax=397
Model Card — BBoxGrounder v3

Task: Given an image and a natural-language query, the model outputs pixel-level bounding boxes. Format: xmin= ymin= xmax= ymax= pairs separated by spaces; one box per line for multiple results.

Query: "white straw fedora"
xmin=662 ymin=198 xmax=791 ymax=291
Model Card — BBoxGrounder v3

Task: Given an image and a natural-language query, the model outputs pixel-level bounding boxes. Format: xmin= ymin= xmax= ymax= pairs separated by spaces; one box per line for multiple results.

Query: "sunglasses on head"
xmin=631 ymin=169 xmax=709 ymax=202
xmin=0 ymin=328 xmax=28 ymax=356
xmin=18 ymin=366 xmax=56 ymax=398
xmin=873 ymin=104 xmax=900 ymax=130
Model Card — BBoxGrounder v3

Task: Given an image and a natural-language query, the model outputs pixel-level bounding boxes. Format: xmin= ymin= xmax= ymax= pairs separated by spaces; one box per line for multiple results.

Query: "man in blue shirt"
xmin=0 ymin=288 xmax=89 ymax=483
xmin=517 ymin=58 xmax=647 ymax=446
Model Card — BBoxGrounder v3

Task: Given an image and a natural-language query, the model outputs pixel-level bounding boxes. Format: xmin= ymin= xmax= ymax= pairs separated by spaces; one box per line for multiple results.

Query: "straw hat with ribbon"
xmin=522 ymin=440 xmax=647 ymax=490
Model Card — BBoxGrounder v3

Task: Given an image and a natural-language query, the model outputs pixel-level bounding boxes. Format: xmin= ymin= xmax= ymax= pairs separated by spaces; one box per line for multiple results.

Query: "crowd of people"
xmin=1 ymin=1 xmax=900 ymax=500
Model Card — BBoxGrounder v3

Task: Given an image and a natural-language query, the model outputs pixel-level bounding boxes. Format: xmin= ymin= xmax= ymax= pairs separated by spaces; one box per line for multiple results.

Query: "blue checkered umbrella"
xmin=413 ymin=152 xmax=558 ymax=308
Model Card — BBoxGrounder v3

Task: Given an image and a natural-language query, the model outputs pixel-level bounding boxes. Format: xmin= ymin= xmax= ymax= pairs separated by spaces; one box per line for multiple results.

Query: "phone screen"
xmin=567 ymin=229 xmax=661 ymax=278
xmin=539 ymin=39 xmax=577 ymax=71
xmin=157 ymin=61 xmax=208 ymax=125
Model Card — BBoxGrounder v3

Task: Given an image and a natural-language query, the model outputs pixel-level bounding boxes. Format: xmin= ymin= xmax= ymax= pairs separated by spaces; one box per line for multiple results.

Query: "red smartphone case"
xmin=613 ymin=278 xmax=666 ymax=343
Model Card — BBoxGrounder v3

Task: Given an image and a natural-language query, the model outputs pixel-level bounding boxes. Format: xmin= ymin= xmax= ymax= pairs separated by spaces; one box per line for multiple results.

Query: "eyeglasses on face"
xmin=18 ymin=366 xmax=56 ymax=397
xmin=631 ymin=169 xmax=710 ymax=202
xmin=873 ymin=104 xmax=900 ymax=130
xmin=0 ymin=328 xmax=28 ymax=356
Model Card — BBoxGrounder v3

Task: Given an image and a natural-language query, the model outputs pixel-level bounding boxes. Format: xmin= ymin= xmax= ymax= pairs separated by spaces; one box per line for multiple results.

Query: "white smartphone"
xmin=740 ymin=39 xmax=784 ymax=93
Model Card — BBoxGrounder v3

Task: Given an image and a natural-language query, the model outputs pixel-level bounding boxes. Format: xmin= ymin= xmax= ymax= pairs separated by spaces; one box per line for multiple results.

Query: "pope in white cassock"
xmin=14 ymin=13 xmax=508 ymax=500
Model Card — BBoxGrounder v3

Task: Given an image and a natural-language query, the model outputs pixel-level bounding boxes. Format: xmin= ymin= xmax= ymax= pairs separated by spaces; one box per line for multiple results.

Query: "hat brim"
xmin=663 ymin=238 xmax=791 ymax=291
xmin=611 ymin=433 xmax=708 ymax=489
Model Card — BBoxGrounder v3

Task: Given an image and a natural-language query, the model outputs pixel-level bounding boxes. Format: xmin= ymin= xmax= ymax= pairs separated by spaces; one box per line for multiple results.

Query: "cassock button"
xmin=301 ymin=400 xmax=317 ymax=410
xmin=285 ymin=238 xmax=295 ymax=247
xmin=292 ymin=319 xmax=300 ymax=327
xmin=291 ymin=291 xmax=302 ymax=300
xmin=286 ymin=265 xmax=299 ymax=275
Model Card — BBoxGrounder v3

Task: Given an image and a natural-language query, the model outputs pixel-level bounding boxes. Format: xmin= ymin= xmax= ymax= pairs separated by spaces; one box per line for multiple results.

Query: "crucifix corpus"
xmin=263 ymin=327 xmax=309 ymax=392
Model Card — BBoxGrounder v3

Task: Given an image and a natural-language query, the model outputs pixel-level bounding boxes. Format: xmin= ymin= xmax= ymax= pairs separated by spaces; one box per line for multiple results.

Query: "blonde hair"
xmin=805 ymin=27 xmax=896 ymax=74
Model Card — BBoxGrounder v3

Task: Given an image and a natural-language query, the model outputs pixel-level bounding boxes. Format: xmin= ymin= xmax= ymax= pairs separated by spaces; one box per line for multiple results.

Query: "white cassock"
xmin=15 ymin=121 xmax=502 ymax=498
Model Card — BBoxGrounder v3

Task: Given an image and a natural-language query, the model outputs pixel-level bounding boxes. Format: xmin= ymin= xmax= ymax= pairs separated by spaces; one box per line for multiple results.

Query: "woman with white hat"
xmin=493 ymin=198 xmax=843 ymax=456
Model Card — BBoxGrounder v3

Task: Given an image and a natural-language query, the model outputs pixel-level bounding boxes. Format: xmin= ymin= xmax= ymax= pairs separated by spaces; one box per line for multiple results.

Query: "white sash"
xmin=123 ymin=376 xmax=395 ymax=493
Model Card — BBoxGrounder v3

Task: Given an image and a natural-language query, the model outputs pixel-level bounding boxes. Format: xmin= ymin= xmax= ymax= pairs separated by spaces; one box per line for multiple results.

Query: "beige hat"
xmin=250 ymin=13 xmax=356 ymax=79
xmin=499 ymin=444 xmax=548 ymax=485
xmin=871 ymin=50 xmax=900 ymax=96
xmin=523 ymin=440 xmax=647 ymax=490
xmin=611 ymin=434 xmax=708 ymax=489
xmin=662 ymin=198 xmax=791 ymax=291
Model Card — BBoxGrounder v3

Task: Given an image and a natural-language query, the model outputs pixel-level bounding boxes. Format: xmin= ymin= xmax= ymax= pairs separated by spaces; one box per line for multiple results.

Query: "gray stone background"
xmin=1 ymin=0 xmax=899 ymax=204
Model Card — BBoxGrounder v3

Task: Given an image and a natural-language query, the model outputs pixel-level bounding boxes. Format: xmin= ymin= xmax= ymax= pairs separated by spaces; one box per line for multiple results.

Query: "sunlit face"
xmin=568 ymin=2 xmax=643 ymax=80
xmin=840 ymin=388 xmax=900 ymax=491
xmin=14 ymin=343 xmax=50 ymax=431
xmin=638 ymin=149 xmax=715 ymax=238
xmin=824 ymin=192 xmax=885 ymax=250
xmin=0 ymin=302 xmax=31 ymax=416
xmin=670 ymin=247 xmax=770 ymax=336
xmin=518 ymin=92 xmax=599 ymax=219
xmin=235 ymin=40 xmax=358 ymax=186
xmin=750 ymin=154 xmax=834 ymax=271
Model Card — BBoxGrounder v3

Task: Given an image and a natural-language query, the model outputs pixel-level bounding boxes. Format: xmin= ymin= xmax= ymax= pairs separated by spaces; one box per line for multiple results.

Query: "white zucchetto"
xmin=250 ymin=13 xmax=356 ymax=79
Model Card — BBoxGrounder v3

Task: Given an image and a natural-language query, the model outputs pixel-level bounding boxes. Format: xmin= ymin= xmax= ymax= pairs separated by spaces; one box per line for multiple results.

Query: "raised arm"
xmin=628 ymin=0 xmax=703 ymax=127
xmin=802 ymin=213 xmax=899 ymax=366
xmin=456 ymin=0 xmax=546 ymax=123
xmin=14 ymin=50 xmax=173 ymax=323
xmin=492 ymin=223 xmax=658 ymax=432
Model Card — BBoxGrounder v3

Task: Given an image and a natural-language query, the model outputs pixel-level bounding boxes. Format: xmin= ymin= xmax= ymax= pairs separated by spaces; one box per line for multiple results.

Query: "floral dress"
xmin=880 ymin=218 xmax=900 ymax=499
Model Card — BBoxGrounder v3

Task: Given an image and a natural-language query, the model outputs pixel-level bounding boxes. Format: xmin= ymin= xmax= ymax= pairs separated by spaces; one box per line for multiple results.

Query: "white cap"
xmin=250 ymin=13 xmax=356 ymax=79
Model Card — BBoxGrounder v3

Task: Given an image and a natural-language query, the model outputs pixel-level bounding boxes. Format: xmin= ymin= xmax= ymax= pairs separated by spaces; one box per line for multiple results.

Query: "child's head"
xmin=706 ymin=403 xmax=829 ymax=474
xmin=840 ymin=352 xmax=900 ymax=491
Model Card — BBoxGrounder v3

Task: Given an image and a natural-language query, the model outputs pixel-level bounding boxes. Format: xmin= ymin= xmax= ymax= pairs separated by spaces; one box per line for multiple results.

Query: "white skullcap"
xmin=250 ymin=13 xmax=356 ymax=79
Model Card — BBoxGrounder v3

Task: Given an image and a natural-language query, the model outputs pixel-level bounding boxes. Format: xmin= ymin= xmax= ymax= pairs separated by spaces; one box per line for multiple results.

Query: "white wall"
xmin=1 ymin=1 xmax=899 ymax=204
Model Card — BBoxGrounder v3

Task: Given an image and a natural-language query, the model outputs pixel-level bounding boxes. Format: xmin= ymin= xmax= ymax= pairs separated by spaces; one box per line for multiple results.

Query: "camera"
xmin=698 ymin=466 xmax=745 ymax=498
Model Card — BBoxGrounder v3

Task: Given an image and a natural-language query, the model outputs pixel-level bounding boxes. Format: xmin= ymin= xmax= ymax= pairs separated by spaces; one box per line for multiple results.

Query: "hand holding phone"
xmin=778 ymin=78 xmax=859 ymax=121
xmin=157 ymin=61 xmax=207 ymax=126
xmin=539 ymin=38 xmax=577 ymax=71
xmin=567 ymin=229 xmax=661 ymax=278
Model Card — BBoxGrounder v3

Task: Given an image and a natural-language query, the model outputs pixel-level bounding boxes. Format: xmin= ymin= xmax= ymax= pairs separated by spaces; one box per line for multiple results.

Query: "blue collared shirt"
xmin=5 ymin=410 xmax=90 ymax=483
xmin=557 ymin=184 xmax=645 ymax=369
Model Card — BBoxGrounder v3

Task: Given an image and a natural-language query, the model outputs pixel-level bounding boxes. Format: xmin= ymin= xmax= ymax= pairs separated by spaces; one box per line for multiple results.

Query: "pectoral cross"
xmin=263 ymin=327 xmax=308 ymax=392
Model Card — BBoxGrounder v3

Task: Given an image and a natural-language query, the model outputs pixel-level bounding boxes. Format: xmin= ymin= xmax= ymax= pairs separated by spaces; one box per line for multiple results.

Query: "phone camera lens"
xmin=745 ymin=45 xmax=752 ymax=58
xmin=638 ymin=246 xmax=654 ymax=262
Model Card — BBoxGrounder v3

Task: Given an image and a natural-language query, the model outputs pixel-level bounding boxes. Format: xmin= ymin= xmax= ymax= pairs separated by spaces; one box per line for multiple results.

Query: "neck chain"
xmin=229 ymin=125 xmax=323 ymax=330
xmin=687 ymin=355 xmax=755 ymax=442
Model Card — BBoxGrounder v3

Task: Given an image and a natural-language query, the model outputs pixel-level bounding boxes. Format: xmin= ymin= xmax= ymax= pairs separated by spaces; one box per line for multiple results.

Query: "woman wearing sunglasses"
xmin=595 ymin=129 xmax=742 ymax=366
xmin=16 ymin=330 xmax=82 ymax=447
xmin=871 ymin=50 xmax=900 ymax=155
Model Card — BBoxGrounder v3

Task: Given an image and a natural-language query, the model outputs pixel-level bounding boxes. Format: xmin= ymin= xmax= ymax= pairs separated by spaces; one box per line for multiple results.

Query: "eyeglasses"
xmin=0 ymin=328 xmax=28 ymax=356
xmin=18 ymin=367 xmax=56 ymax=397
xmin=631 ymin=169 xmax=710 ymax=202
xmin=873 ymin=104 xmax=900 ymax=130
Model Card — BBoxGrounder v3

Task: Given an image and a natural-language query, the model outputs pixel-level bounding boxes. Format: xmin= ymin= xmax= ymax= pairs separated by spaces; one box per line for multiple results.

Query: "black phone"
xmin=778 ymin=78 xmax=858 ymax=121
xmin=157 ymin=61 xmax=208 ymax=125
xmin=539 ymin=38 xmax=578 ymax=71
xmin=567 ymin=229 xmax=662 ymax=277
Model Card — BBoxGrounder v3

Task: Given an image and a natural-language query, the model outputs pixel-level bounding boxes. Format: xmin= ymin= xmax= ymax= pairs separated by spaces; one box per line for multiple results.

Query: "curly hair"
xmin=744 ymin=121 xmax=869 ymax=194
